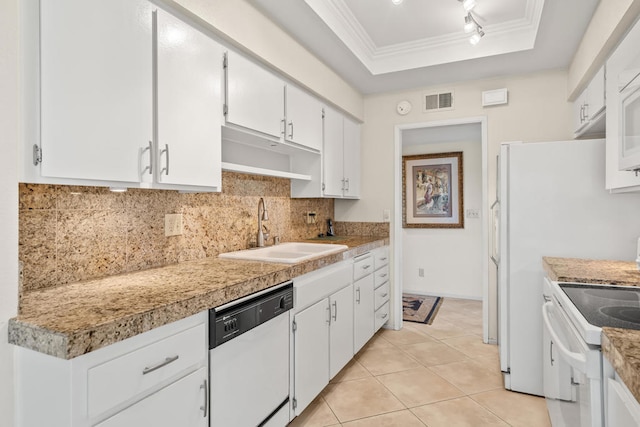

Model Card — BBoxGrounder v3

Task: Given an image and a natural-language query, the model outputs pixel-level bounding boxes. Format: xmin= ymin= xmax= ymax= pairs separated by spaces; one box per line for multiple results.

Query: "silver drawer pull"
xmin=142 ymin=355 xmax=179 ymax=375
xmin=379 ymin=257 xmax=387 ymax=261
xmin=362 ymin=265 xmax=371 ymax=270
xmin=381 ymin=313 xmax=388 ymax=319
xmin=200 ymin=379 xmax=208 ymax=417
xmin=381 ymin=293 xmax=388 ymax=298
xmin=379 ymin=273 xmax=388 ymax=278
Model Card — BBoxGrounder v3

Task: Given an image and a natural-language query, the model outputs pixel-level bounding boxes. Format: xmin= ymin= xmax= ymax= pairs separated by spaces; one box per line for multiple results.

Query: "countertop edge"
xmin=9 ymin=237 xmax=389 ymax=359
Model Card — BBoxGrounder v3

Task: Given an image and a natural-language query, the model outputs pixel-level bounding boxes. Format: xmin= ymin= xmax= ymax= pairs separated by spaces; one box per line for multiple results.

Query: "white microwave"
xmin=618 ymin=19 xmax=640 ymax=172
xmin=619 ymin=71 xmax=640 ymax=171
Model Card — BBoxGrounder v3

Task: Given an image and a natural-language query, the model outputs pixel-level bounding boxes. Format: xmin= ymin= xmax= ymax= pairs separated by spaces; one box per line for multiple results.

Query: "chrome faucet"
xmin=257 ymin=197 xmax=269 ymax=247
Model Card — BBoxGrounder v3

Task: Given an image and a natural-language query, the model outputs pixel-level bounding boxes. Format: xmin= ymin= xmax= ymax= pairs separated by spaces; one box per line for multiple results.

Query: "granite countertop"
xmin=9 ymin=236 xmax=388 ymax=359
xmin=542 ymin=257 xmax=640 ymax=286
xmin=543 ymin=256 xmax=640 ymax=403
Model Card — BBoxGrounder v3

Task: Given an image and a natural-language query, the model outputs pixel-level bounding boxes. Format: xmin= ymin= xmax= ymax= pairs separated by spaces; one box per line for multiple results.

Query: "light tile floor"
xmin=289 ymin=298 xmax=551 ymax=427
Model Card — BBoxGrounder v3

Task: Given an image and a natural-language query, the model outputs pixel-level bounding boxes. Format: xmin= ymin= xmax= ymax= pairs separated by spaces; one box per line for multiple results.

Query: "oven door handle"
xmin=541 ymin=302 xmax=587 ymax=373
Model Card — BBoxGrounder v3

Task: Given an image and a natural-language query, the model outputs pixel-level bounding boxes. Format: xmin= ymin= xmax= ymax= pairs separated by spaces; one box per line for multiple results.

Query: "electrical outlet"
xmin=418 ymin=268 xmax=424 ymax=277
xmin=306 ymin=212 xmax=317 ymax=224
xmin=165 ymin=213 xmax=183 ymax=236
xmin=466 ymin=209 xmax=480 ymax=219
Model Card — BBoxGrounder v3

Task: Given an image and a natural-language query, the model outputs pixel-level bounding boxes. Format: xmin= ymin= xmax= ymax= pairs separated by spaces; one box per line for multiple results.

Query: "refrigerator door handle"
xmin=490 ymin=199 xmax=500 ymax=267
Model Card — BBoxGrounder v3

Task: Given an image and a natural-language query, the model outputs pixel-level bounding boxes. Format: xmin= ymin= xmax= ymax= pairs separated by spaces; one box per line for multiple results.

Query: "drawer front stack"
xmin=373 ymin=246 xmax=390 ymax=330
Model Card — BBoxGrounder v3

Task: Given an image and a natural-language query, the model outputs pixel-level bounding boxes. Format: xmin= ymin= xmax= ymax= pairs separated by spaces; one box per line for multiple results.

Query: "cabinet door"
xmin=225 ymin=51 xmax=284 ymax=139
xmin=586 ymin=66 xmax=605 ymax=120
xmin=343 ymin=117 xmax=361 ymax=199
xmin=323 ymin=107 xmax=345 ymax=197
xmin=293 ymin=299 xmax=330 ymax=415
xmin=96 ymin=367 xmax=208 ymax=427
xmin=156 ymin=10 xmax=223 ymax=188
xmin=573 ymin=90 xmax=588 ymax=134
xmin=40 ymin=0 xmax=152 ymax=183
xmin=285 ymin=85 xmax=323 ymax=151
xmin=329 ymin=284 xmax=354 ymax=379
xmin=607 ymin=378 xmax=640 ymax=427
xmin=353 ymin=274 xmax=375 ymax=354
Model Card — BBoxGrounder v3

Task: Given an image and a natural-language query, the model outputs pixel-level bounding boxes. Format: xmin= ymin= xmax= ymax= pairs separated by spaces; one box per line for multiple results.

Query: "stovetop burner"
xmin=600 ymin=306 xmax=640 ymax=324
xmin=559 ymin=283 xmax=640 ymax=330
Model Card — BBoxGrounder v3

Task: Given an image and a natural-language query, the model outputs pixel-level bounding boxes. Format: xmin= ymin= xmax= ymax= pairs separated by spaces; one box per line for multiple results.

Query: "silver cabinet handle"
xmin=550 ymin=341 xmax=554 ymax=367
xmin=332 ymin=300 xmax=338 ymax=321
xmin=345 ymin=178 xmax=350 ymax=192
xmin=141 ymin=141 xmax=153 ymax=175
xmin=200 ymin=379 xmax=208 ymax=417
xmin=381 ymin=293 xmax=388 ymax=298
xmin=379 ymin=273 xmax=388 ymax=278
xmin=362 ymin=264 xmax=371 ymax=270
xmin=381 ymin=313 xmax=388 ymax=319
xmin=326 ymin=305 xmax=331 ymax=324
xmin=356 ymin=287 xmax=361 ymax=304
xmin=160 ymin=144 xmax=169 ymax=176
xmin=142 ymin=355 xmax=179 ymax=375
xmin=280 ymin=118 xmax=286 ymax=136
xmin=288 ymin=121 xmax=294 ymax=139
xmin=379 ymin=257 xmax=387 ymax=261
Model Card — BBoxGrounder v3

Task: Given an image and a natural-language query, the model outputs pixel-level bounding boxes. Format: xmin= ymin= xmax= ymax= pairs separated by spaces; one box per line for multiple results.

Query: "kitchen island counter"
xmin=9 ymin=236 xmax=388 ymax=359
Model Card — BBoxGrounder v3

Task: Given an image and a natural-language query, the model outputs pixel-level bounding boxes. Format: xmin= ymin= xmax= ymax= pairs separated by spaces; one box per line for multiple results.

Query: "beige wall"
xmin=0 ymin=0 xmax=19 ymax=425
xmin=402 ymin=139 xmax=483 ymax=300
xmin=172 ymin=0 xmax=365 ymax=121
xmin=336 ymin=69 xmax=573 ymax=223
xmin=568 ymin=0 xmax=640 ymax=100
xmin=340 ymin=69 xmax=573 ymax=339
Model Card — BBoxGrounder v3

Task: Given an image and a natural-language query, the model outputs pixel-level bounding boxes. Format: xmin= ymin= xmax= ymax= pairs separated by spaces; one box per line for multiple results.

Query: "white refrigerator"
xmin=496 ymin=139 xmax=640 ymax=396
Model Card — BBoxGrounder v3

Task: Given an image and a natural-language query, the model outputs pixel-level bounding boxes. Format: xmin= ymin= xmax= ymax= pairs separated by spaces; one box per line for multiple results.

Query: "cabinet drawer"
xmin=88 ymin=323 xmax=206 ymax=417
xmin=374 ymin=265 xmax=389 ymax=289
xmin=353 ymin=254 xmax=373 ymax=281
xmin=373 ymin=247 xmax=389 ymax=269
xmin=375 ymin=302 xmax=390 ymax=330
xmin=374 ymin=282 xmax=390 ymax=310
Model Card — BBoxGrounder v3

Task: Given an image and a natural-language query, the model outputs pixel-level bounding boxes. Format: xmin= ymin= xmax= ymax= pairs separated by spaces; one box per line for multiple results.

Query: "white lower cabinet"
xmin=604 ymin=357 xmax=640 ymax=427
xmin=353 ymin=253 xmax=375 ymax=353
xmin=96 ymin=367 xmax=208 ymax=427
xmin=291 ymin=262 xmax=354 ymax=416
xmin=15 ymin=312 xmax=208 ymax=427
xmin=353 ymin=274 xmax=375 ymax=353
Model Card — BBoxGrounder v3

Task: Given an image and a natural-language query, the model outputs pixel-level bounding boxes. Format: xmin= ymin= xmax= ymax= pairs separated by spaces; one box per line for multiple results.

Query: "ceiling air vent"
xmin=423 ymin=90 xmax=454 ymax=112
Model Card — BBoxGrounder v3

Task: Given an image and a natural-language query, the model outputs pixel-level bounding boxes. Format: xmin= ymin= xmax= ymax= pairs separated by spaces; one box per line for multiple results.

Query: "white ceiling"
xmin=250 ymin=0 xmax=601 ymax=94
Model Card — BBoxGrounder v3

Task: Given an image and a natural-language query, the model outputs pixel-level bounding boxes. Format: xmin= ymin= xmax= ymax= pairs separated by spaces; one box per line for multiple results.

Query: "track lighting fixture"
xmin=459 ymin=0 xmax=484 ymax=45
xmin=462 ymin=0 xmax=476 ymax=11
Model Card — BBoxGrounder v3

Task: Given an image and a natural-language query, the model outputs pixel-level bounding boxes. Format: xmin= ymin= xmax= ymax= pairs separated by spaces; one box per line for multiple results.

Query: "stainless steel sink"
xmin=218 ymin=242 xmax=348 ymax=264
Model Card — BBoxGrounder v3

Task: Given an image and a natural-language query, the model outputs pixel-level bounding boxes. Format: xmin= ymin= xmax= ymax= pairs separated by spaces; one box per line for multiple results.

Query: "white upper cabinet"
xmin=322 ymin=107 xmax=361 ymax=199
xmin=343 ymin=116 xmax=362 ymax=198
xmin=156 ymin=9 xmax=223 ymax=189
xmin=573 ymin=66 xmax=605 ymax=138
xmin=40 ymin=0 xmax=153 ymax=184
xmin=224 ymin=51 xmax=285 ymax=139
xmin=35 ymin=0 xmax=223 ymax=191
xmin=323 ymin=107 xmax=345 ymax=197
xmin=284 ymin=85 xmax=323 ymax=151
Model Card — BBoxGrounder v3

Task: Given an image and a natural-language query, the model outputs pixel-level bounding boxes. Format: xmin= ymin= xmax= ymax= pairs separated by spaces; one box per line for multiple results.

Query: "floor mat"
xmin=402 ymin=293 xmax=443 ymax=324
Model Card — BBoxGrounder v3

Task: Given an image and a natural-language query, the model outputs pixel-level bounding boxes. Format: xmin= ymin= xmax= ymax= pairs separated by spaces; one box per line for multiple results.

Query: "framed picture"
xmin=402 ymin=151 xmax=464 ymax=228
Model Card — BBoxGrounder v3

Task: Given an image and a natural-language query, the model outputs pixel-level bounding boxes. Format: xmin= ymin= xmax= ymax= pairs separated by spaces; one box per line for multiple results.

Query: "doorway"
xmin=392 ymin=117 xmax=490 ymax=343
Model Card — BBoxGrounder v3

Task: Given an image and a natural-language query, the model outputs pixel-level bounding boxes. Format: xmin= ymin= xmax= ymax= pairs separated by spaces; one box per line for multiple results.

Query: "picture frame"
xmin=402 ymin=151 xmax=464 ymax=228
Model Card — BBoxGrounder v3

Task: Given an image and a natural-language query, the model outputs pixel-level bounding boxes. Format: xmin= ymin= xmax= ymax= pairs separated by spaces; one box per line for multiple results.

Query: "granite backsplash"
xmin=18 ymin=172 xmax=388 ymax=297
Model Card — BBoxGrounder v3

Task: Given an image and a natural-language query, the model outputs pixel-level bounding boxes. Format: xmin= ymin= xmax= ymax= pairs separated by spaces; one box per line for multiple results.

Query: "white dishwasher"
xmin=209 ymin=281 xmax=293 ymax=427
